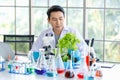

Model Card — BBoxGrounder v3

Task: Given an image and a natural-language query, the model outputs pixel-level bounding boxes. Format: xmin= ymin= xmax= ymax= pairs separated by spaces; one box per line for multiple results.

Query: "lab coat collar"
xmin=49 ymin=26 xmax=69 ymax=33
xmin=62 ymin=26 xmax=69 ymax=31
xmin=48 ymin=26 xmax=69 ymax=38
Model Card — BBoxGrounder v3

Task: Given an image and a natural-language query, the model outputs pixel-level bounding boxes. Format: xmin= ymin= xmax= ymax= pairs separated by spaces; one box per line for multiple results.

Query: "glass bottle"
xmin=46 ymin=54 xmax=57 ymax=77
xmin=55 ymin=48 xmax=65 ymax=74
xmin=7 ymin=56 xmax=11 ymax=72
xmin=35 ymin=49 xmax=47 ymax=75
xmin=7 ymin=55 xmax=13 ymax=73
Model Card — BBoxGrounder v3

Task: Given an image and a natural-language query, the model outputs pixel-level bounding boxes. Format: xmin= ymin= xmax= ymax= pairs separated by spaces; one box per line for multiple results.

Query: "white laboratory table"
xmin=0 ymin=62 xmax=120 ymax=80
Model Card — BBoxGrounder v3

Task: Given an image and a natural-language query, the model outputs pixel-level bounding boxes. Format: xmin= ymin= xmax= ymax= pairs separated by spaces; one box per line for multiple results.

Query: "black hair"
xmin=47 ymin=5 xmax=65 ymax=19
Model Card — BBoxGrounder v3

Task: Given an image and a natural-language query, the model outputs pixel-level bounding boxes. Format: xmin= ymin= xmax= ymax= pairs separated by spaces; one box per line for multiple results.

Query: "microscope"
xmin=42 ymin=33 xmax=55 ymax=59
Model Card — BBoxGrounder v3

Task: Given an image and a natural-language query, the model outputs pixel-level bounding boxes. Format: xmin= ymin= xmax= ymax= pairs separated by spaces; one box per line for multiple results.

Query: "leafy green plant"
xmin=57 ymin=32 xmax=80 ymax=51
xmin=57 ymin=32 xmax=80 ymax=62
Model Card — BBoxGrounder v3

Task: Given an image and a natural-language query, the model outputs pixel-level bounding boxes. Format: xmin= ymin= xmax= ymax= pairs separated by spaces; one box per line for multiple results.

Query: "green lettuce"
xmin=57 ymin=32 xmax=80 ymax=51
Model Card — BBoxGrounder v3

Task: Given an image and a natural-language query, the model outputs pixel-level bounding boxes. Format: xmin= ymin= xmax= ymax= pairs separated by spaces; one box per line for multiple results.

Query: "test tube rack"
xmin=8 ymin=61 xmax=34 ymax=75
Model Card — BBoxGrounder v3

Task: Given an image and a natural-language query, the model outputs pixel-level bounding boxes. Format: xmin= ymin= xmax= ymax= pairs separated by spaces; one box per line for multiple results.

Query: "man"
xmin=31 ymin=5 xmax=88 ymax=55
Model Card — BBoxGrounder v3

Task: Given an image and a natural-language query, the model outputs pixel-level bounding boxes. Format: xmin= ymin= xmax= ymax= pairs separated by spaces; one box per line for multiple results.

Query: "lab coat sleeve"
xmin=31 ymin=33 xmax=44 ymax=52
xmin=75 ymin=29 xmax=88 ymax=56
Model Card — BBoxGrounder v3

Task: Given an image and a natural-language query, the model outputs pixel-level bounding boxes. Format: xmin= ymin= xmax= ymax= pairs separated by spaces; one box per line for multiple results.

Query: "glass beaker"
xmin=35 ymin=49 xmax=47 ymax=75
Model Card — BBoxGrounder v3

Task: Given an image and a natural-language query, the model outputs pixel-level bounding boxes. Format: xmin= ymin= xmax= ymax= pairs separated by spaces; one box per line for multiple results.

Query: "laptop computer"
xmin=97 ymin=62 xmax=115 ymax=68
xmin=0 ymin=42 xmax=15 ymax=61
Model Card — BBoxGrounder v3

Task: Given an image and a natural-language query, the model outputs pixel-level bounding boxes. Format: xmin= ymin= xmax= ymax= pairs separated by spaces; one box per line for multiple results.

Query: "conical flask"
xmin=65 ymin=51 xmax=75 ymax=78
xmin=65 ymin=59 xmax=75 ymax=78
xmin=46 ymin=54 xmax=57 ymax=77
xmin=77 ymin=47 xmax=89 ymax=79
xmin=77 ymin=57 xmax=86 ymax=79
xmin=35 ymin=49 xmax=47 ymax=75
xmin=28 ymin=51 xmax=36 ymax=66
xmin=27 ymin=51 xmax=36 ymax=73
xmin=31 ymin=51 xmax=36 ymax=65
xmin=55 ymin=48 xmax=65 ymax=74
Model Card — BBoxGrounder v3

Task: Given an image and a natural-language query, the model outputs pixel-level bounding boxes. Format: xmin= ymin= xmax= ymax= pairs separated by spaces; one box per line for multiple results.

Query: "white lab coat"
xmin=31 ymin=26 xmax=88 ymax=55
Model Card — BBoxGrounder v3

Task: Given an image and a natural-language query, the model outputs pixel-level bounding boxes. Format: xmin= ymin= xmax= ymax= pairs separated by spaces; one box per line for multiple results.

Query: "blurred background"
xmin=0 ymin=0 xmax=120 ymax=63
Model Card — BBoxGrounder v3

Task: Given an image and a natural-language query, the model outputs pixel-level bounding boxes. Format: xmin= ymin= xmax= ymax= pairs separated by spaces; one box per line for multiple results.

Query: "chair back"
xmin=3 ymin=35 xmax=34 ymax=55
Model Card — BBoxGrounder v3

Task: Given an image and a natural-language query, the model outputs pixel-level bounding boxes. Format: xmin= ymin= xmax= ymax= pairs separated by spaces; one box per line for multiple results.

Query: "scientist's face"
xmin=48 ymin=11 xmax=65 ymax=33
